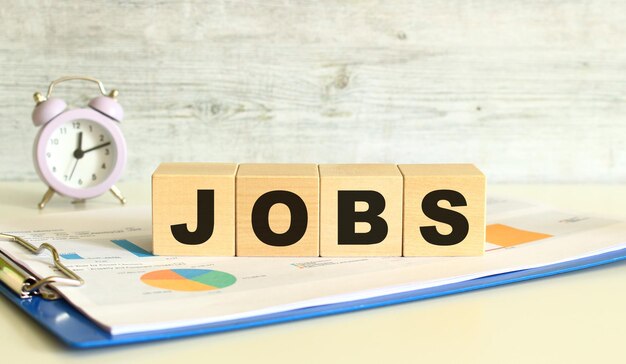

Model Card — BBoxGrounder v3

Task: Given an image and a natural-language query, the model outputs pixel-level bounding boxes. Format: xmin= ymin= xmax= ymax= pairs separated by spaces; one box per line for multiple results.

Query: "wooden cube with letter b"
xmin=152 ymin=163 xmax=237 ymax=256
xmin=398 ymin=164 xmax=485 ymax=256
xmin=319 ymin=164 xmax=403 ymax=256
xmin=236 ymin=164 xmax=319 ymax=256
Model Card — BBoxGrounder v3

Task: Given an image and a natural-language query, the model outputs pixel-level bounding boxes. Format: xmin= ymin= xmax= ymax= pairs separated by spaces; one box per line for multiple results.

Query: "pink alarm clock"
xmin=32 ymin=76 xmax=127 ymax=209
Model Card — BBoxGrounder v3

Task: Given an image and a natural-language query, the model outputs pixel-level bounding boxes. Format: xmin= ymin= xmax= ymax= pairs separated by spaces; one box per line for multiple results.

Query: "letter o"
xmin=251 ymin=190 xmax=308 ymax=246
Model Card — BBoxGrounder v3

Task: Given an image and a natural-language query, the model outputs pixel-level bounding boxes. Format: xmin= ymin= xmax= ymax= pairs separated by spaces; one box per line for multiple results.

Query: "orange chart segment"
xmin=142 ymin=279 xmax=217 ymax=292
xmin=486 ymin=224 xmax=553 ymax=247
xmin=141 ymin=269 xmax=187 ymax=280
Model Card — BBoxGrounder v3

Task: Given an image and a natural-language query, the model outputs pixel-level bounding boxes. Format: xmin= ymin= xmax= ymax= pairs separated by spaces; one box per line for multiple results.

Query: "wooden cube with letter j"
xmin=152 ymin=163 xmax=238 ymax=256
xmin=236 ymin=164 xmax=319 ymax=257
xmin=319 ymin=164 xmax=403 ymax=256
xmin=398 ymin=164 xmax=485 ymax=256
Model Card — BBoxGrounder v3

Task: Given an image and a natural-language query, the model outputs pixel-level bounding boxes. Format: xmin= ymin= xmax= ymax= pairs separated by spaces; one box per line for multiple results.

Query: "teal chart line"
xmin=111 ymin=239 xmax=153 ymax=257
xmin=60 ymin=253 xmax=83 ymax=260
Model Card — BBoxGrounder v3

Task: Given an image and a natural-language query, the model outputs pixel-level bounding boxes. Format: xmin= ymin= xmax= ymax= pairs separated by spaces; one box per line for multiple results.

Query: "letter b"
xmin=338 ymin=191 xmax=388 ymax=245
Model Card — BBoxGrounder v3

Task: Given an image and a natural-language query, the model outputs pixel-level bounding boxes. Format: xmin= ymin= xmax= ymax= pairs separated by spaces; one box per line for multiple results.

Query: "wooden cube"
xmin=398 ymin=164 xmax=485 ymax=256
xmin=236 ymin=164 xmax=319 ymax=256
xmin=152 ymin=163 xmax=237 ymax=256
xmin=319 ymin=164 xmax=403 ymax=256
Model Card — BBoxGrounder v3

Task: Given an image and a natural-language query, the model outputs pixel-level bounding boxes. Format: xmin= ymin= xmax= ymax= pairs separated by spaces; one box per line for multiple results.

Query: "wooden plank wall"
xmin=1 ymin=1 xmax=625 ymax=182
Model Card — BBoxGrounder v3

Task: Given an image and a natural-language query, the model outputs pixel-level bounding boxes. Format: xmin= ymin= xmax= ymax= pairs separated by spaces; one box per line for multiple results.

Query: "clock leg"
xmin=109 ymin=185 xmax=127 ymax=205
xmin=38 ymin=187 xmax=55 ymax=209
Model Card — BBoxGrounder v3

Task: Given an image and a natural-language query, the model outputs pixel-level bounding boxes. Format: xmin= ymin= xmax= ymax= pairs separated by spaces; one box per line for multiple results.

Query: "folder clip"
xmin=0 ymin=233 xmax=84 ymax=300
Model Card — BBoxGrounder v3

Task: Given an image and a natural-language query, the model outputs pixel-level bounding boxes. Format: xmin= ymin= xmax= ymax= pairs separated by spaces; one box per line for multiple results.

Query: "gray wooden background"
xmin=1 ymin=1 xmax=625 ymax=183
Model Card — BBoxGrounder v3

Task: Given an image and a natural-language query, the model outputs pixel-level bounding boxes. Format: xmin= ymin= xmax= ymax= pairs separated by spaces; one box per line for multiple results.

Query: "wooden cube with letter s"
xmin=152 ymin=163 xmax=238 ymax=256
xmin=398 ymin=164 xmax=485 ymax=256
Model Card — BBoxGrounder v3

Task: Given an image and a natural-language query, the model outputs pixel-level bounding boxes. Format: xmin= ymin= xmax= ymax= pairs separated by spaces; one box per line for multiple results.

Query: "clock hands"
xmin=82 ymin=142 xmax=111 ymax=155
xmin=67 ymin=132 xmax=110 ymax=182
xmin=72 ymin=141 xmax=110 ymax=160
xmin=68 ymin=158 xmax=80 ymax=181
xmin=69 ymin=132 xmax=83 ymax=181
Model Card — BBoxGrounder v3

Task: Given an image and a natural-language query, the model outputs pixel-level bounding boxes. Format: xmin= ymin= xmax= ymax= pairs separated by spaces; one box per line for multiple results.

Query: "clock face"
xmin=44 ymin=119 xmax=117 ymax=189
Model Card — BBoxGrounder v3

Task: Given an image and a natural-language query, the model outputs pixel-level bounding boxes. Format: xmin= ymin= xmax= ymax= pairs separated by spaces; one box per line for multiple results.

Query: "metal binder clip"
xmin=0 ymin=233 xmax=84 ymax=300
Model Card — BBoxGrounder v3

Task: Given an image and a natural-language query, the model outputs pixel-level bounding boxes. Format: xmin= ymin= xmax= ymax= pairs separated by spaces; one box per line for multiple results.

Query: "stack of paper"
xmin=1 ymin=197 xmax=626 ymax=336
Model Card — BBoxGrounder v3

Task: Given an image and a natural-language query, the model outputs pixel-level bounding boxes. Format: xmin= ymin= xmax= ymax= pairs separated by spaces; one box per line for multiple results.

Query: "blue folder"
xmin=2 ymin=248 xmax=626 ymax=349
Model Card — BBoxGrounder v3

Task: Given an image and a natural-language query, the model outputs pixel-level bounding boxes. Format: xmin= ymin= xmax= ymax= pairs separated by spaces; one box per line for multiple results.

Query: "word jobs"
xmin=152 ymin=163 xmax=485 ymax=257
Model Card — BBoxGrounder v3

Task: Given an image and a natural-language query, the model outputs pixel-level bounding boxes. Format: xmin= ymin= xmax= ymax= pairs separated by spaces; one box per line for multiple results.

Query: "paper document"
xmin=1 ymin=197 xmax=625 ymax=335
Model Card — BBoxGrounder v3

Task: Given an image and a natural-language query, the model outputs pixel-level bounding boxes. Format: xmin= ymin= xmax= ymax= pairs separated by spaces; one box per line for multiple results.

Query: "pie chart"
xmin=140 ymin=269 xmax=236 ymax=292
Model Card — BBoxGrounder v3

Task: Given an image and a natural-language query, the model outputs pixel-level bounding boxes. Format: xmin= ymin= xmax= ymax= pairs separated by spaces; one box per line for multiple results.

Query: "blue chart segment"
xmin=60 ymin=253 xmax=83 ymax=260
xmin=111 ymin=239 xmax=153 ymax=257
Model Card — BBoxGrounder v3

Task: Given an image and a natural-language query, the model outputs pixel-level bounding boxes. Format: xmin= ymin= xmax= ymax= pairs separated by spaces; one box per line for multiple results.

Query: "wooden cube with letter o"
xmin=236 ymin=164 xmax=319 ymax=257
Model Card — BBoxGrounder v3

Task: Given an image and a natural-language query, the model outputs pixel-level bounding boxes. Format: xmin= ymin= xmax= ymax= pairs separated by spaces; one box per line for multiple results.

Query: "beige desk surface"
xmin=1 ymin=182 xmax=625 ymax=363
